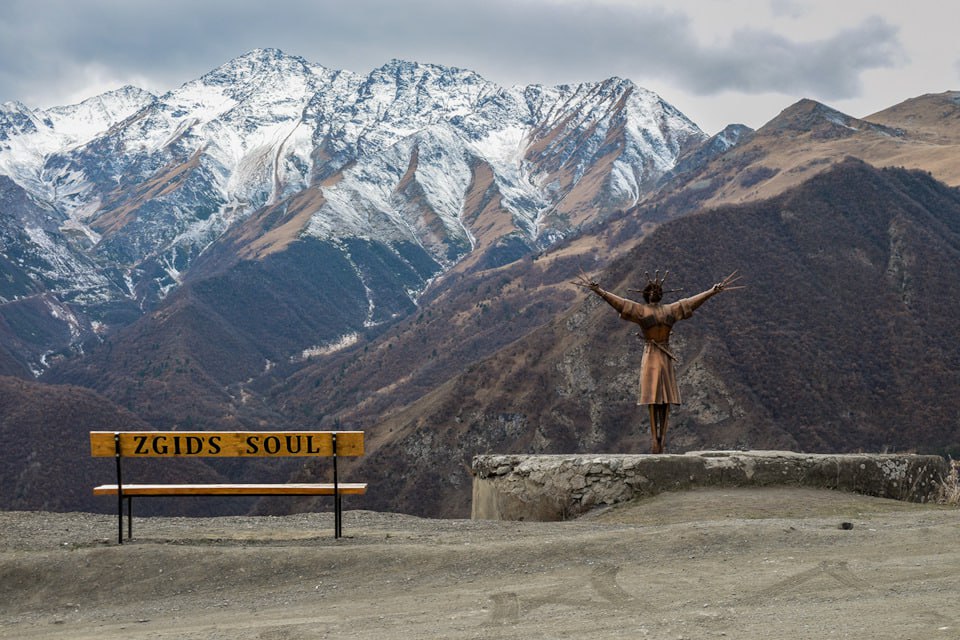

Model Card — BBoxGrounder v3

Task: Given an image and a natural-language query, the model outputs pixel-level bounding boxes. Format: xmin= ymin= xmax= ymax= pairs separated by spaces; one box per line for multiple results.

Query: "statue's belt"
xmin=642 ymin=339 xmax=677 ymax=361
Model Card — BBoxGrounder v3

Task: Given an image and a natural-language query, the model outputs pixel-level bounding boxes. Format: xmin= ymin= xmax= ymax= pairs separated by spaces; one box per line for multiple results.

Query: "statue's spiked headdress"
xmin=629 ymin=270 xmax=682 ymax=302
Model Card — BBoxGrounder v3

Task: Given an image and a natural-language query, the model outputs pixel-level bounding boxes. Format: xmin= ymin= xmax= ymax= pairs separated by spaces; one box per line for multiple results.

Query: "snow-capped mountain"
xmin=0 ymin=86 xmax=156 ymax=211
xmin=0 ymin=48 xmax=706 ymax=374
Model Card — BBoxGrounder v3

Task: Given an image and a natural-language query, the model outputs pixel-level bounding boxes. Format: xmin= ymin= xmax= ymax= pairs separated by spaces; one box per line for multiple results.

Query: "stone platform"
xmin=471 ymin=450 xmax=949 ymax=521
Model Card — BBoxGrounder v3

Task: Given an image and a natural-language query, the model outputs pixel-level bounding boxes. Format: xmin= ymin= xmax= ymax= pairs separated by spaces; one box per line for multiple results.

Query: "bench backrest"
xmin=90 ymin=431 xmax=364 ymax=458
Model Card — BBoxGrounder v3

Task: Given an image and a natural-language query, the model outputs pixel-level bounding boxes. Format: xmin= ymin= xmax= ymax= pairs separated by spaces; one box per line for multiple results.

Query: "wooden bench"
xmin=90 ymin=430 xmax=366 ymax=544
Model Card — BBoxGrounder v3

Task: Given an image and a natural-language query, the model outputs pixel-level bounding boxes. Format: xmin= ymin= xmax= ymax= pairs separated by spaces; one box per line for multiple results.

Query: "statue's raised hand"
xmin=571 ymin=269 xmax=601 ymax=292
xmin=714 ymin=270 xmax=745 ymax=292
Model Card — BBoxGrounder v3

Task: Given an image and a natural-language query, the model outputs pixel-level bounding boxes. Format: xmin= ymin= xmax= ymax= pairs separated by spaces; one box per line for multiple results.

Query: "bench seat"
xmin=93 ymin=483 xmax=368 ymax=496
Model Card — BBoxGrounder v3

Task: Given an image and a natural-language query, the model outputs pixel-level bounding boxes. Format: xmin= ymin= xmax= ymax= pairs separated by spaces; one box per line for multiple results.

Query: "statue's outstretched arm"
xmin=682 ymin=270 xmax=744 ymax=311
xmin=572 ymin=272 xmax=630 ymax=314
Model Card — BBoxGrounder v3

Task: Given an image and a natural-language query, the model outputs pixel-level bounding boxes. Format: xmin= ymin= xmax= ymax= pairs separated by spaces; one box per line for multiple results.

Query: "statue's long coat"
xmin=595 ymin=290 xmax=705 ymax=405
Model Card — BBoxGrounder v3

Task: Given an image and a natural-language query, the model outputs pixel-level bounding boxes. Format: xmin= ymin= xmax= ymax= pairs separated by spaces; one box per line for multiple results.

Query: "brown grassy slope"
xmin=862 ymin=90 xmax=960 ymax=183
xmin=312 ymin=159 xmax=960 ymax=518
xmin=866 ymin=91 xmax=960 ymax=143
xmin=645 ymin=95 xmax=960 ymax=216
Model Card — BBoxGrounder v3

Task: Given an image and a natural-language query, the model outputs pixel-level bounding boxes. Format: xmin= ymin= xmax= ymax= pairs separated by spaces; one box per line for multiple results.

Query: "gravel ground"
xmin=1 ymin=487 xmax=958 ymax=639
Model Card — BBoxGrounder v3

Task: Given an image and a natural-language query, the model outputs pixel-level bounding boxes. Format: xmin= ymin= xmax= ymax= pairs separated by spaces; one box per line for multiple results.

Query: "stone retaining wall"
xmin=471 ymin=450 xmax=949 ymax=521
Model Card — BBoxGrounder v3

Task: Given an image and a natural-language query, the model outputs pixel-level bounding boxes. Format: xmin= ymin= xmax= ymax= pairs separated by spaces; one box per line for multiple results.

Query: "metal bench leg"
xmin=335 ymin=494 xmax=342 ymax=539
xmin=117 ymin=494 xmax=124 ymax=545
xmin=114 ymin=432 xmax=125 ymax=545
xmin=333 ymin=432 xmax=341 ymax=539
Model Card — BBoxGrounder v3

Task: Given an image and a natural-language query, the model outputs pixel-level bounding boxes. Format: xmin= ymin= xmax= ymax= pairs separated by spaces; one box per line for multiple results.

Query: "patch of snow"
xmin=294 ymin=333 xmax=360 ymax=361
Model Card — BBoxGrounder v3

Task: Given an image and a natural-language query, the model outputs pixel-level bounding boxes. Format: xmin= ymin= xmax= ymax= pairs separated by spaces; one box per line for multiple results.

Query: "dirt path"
xmin=1 ymin=488 xmax=958 ymax=639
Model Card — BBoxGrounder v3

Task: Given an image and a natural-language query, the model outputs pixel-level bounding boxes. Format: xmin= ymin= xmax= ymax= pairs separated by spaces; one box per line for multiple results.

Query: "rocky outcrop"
xmin=471 ymin=450 xmax=949 ymax=521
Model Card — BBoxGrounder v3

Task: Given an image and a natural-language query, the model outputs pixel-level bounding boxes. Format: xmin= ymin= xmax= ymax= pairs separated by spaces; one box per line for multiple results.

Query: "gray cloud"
xmin=676 ymin=16 xmax=903 ymax=97
xmin=0 ymin=0 xmax=904 ymax=109
xmin=769 ymin=0 xmax=808 ymax=19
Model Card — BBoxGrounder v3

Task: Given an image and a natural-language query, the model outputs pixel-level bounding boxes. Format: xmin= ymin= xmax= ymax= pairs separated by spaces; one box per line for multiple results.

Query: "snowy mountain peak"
xmin=354 ymin=58 xmax=496 ymax=126
xmin=196 ymin=47 xmax=329 ymax=92
xmin=371 ymin=58 xmax=489 ymax=86
xmin=0 ymin=101 xmax=44 ymax=140
xmin=164 ymin=48 xmax=330 ymax=122
xmin=44 ymin=85 xmax=156 ymax=140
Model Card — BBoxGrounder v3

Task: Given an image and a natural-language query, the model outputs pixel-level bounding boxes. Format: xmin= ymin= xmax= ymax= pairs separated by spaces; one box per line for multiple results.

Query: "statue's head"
xmin=642 ymin=270 xmax=668 ymax=304
xmin=642 ymin=281 xmax=663 ymax=303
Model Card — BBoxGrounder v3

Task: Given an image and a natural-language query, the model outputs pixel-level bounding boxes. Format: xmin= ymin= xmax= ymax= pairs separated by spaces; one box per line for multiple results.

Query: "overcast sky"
xmin=1 ymin=0 xmax=957 ymax=135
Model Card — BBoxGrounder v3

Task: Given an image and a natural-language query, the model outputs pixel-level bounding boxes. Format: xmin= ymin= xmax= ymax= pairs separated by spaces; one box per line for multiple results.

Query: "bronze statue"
xmin=574 ymin=269 xmax=743 ymax=454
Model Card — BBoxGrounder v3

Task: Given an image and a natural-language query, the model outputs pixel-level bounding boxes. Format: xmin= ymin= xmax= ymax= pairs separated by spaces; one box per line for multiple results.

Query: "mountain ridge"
xmin=643 ymin=92 xmax=960 ymax=216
